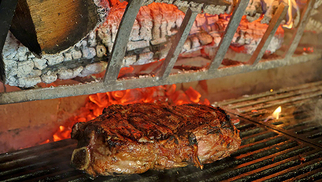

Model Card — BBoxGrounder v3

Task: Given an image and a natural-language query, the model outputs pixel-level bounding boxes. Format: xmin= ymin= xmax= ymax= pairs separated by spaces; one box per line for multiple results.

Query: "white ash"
xmin=17 ymin=76 xmax=41 ymax=88
xmin=88 ymin=31 xmax=97 ymax=47
xmin=63 ymin=52 xmax=73 ymax=61
xmin=122 ymin=55 xmax=137 ymax=67
xmin=71 ymin=49 xmax=83 ymax=60
xmin=58 ymin=66 xmax=84 ymax=80
xmin=82 ymin=47 xmax=96 ymax=59
xmin=44 ymin=54 xmax=64 ymax=66
xmin=136 ymin=52 xmax=154 ymax=65
xmin=17 ymin=47 xmax=29 ymax=62
xmin=17 ymin=60 xmax=34 ymax=78
xmin=78 ymin=62 xmax=107 ymax=77
xmin=41 ymin=71 xmax=58 ymax=84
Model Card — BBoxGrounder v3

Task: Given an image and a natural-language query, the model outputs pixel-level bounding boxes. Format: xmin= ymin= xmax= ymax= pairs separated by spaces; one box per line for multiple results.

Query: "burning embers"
xmin=2 ymin=0 xmax=308 ymax=88
xmin=44 ymin=84 xmax=210 ymax=144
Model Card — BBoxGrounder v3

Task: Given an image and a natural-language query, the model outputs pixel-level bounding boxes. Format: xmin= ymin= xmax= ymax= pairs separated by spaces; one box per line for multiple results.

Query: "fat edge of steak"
xmin=70 ymin=103 xmax=241 ymax=177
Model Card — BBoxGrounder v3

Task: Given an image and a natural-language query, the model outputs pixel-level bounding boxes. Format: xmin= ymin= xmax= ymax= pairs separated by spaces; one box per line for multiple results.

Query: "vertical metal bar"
xmin=284 ymin=0 xmax=315 ymax=60
xmin=0 ymin=0 xmax=19 ymax=82
xmin=156 ymin=8 xmax=197 ymax=79
xmin=207 ymin=0 xmax=250 ymax=73
xmin=103 ymin=0 xmax=143 ymax=84
xmin=248 ymin=3 xmax=288 ymax=65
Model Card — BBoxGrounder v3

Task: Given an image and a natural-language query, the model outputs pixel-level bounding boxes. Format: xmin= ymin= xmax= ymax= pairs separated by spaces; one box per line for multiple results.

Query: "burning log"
xmin=0 ymin=0 xmax=294 ymax=88
xmin=10 ymin=0 xmax=99 ymax=56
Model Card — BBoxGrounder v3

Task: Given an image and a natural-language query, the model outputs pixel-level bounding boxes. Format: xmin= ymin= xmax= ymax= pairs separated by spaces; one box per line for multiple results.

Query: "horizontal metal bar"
xmin=207 ymin=0 xmax=250 ymax=73
xmin=0 ymin=53 xmax=320 ymax=105
xmin=247 ymin=2 xmax=288 ymax=65
xmin=284 ymin=0 xmax=315 ymax=60
xmin=157 ymin=8 xmax=197 ymax=79
xmin=103 ymin=0 xmax=143 ymax=84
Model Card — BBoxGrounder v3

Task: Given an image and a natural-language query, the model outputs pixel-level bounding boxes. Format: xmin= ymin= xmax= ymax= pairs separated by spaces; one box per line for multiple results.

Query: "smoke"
xmin=293 ymin=98 xmax=322 ymax=124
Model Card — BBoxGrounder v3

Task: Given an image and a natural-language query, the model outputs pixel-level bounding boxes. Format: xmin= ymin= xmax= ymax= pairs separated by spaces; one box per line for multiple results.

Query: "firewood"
xmin=10 ymin=0 xmax=99 ymax=56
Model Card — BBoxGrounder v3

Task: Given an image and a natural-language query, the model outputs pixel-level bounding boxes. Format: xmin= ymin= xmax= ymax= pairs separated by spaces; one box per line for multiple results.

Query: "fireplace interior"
xmin=1 ymin=0 xmax=322 ymax=181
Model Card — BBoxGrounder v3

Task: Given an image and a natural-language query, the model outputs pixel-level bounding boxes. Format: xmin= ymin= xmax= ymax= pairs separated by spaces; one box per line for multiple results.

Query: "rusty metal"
xmin=0 ymin=53 xmax=320 ymax=105
xmin=284 ymin=0 xmax=316 ymax=60
xmin=207 ymin=0 xmax=250 ymax=73
xmin=103 ymin=0 xmax=143 ymax=84
xmin=156 ymin=8 xmax=198 ymax=79
xmin=248 ymin=2 xmax=288 ymax=65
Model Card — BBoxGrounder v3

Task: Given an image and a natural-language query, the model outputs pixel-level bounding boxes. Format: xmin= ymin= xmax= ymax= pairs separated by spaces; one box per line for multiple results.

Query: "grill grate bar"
xmin=228 ymin=84 xmax=322 ymax=110
xmin=284 ymin=0 xmax=316 ymax=60
xmin=288 ymin=168 xmax=322 ymax=182
xmin=225 ymin=147 xmax=316 ymax=182
xmin=156 ymin=8 xmax=197 ymax=79
xmin=219 ymin=81 xmax=322 ymax=106
xmin=241 ymin=131 xmax=278 ymax=146
xmin=233 ymin=136 xmax=289 ymax=158
xmin=232 ymin=90 xmax=322 ymax=113
xmin=207 ymin=0 xmax=249 ymax=72
xmin=197 ymin=145 xmax=313 ymax=182
xmin=103 ymin=0 xmax=143 ymax=84
xmin=259 ymin=153 xmax=322 ymax=182
xmin=247 ymin=2 xmax=288 ymax=65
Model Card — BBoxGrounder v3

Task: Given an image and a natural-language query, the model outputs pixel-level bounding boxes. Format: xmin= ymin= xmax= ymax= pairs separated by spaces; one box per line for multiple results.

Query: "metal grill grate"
xmin=218 ymin=80 xmax=322 ymax=148
xmin=2 ymin=81 xmax=322 ymax=181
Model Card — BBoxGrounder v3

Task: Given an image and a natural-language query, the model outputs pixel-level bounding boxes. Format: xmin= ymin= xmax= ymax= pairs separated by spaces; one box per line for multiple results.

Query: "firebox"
xmin=1 ymin=0 xmax=322 ymax=181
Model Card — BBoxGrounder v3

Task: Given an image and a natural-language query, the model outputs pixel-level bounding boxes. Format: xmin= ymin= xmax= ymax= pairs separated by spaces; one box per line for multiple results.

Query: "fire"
xmin=272 ymin=106 xmax=282 ymax=119
xmin=283 ymin=0 xmax=301 ymax=29
xmin=42 ymin=84 xmax=209 ymax=144
xmin=264 ymin=106 xmax=282 ymax=122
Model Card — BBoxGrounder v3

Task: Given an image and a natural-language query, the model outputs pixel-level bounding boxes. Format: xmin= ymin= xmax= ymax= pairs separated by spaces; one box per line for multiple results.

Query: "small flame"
xmin=272 ymin=106 xmax=282 ymax=119
xmin=283 ymin=0 xmax=300 ymax=29
xmin=264 ymin=106 xmax=282 ymax=122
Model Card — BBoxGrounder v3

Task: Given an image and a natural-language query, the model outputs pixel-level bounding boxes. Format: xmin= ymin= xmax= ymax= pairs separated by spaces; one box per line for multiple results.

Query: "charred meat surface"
xmin=71 ymin=103 xmax=241 ymax=177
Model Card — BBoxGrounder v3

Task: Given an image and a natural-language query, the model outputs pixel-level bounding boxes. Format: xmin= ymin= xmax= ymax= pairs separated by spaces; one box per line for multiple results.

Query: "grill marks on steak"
xmin=71 ymin=103 xmax=241 ymax=177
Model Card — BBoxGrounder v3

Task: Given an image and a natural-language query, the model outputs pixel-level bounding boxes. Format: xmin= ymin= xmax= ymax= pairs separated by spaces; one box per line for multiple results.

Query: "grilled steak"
xmin=71 ymin=103 xmax=241 ymax=177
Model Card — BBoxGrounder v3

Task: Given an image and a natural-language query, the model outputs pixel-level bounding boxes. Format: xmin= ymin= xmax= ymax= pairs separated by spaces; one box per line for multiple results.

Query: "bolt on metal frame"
xmin=0 ymin=0 xmax=318 ymax=105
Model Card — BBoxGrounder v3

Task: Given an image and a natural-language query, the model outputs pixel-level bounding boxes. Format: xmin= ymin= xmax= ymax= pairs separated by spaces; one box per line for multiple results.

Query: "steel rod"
xmin=0 ymin=53 xmax=320 ymax=105
xmin=284 ymin=0 xmax=315 ymax=60
xmin=247 ymin=3 xmax=288 ymax=65
xmin=207 ymin=0 xmax=249 ymax=73
xmin=156 ymin=8 xmax=197 ymax=79
xmin=103 ymin=0 xmax=143 ymax=84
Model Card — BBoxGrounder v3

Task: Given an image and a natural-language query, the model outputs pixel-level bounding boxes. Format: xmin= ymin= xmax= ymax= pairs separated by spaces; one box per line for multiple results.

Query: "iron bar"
xmin=284 ymin=0 xmax=316 ymax=60
xmin=0 ymin=0 xmax=19 ymax=81
xmin=156 ymin=8 xmax=197 ymax=79
xmin=207 ymin=0 xmax=249 ymax=73
xmin=0 ymin=53 xmax=320 ymax=105
xmin=247 ymin=3 xmax=288 ymax=65
xmin=103 ymin=0 xmax=143 ymax=84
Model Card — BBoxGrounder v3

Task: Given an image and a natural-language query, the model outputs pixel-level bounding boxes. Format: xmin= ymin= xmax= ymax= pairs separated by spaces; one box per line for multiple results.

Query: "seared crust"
xmin=71 ymin=103 xmax=241 ymax=177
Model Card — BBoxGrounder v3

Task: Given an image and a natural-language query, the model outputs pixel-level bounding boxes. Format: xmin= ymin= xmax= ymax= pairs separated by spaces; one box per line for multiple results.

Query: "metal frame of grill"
xmin=0 ymin=0 xmax=319 ymax=105
xmin=2 ymin=81 xmax=322 ymax=181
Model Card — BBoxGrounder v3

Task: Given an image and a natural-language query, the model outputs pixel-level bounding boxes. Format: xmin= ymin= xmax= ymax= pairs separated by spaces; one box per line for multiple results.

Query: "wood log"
xmin=10 ymin=0 xmax=99 ymax=56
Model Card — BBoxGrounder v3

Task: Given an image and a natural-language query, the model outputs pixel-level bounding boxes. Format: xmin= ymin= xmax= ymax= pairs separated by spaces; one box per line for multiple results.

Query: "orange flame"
xmin=272 ymin=106 xmax=282 ymax=120
xmin=44 ymin=84 xmax=209 ymax=144
xmin=283 ymin=0 xmax=300 ymax=29
xmin=264 ymin=106 xmax=282 ymax=122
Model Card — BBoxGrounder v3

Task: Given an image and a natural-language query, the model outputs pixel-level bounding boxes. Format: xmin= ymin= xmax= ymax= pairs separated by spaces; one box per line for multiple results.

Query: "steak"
xmin=70 ymin=103 xmax=241 ymax=177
